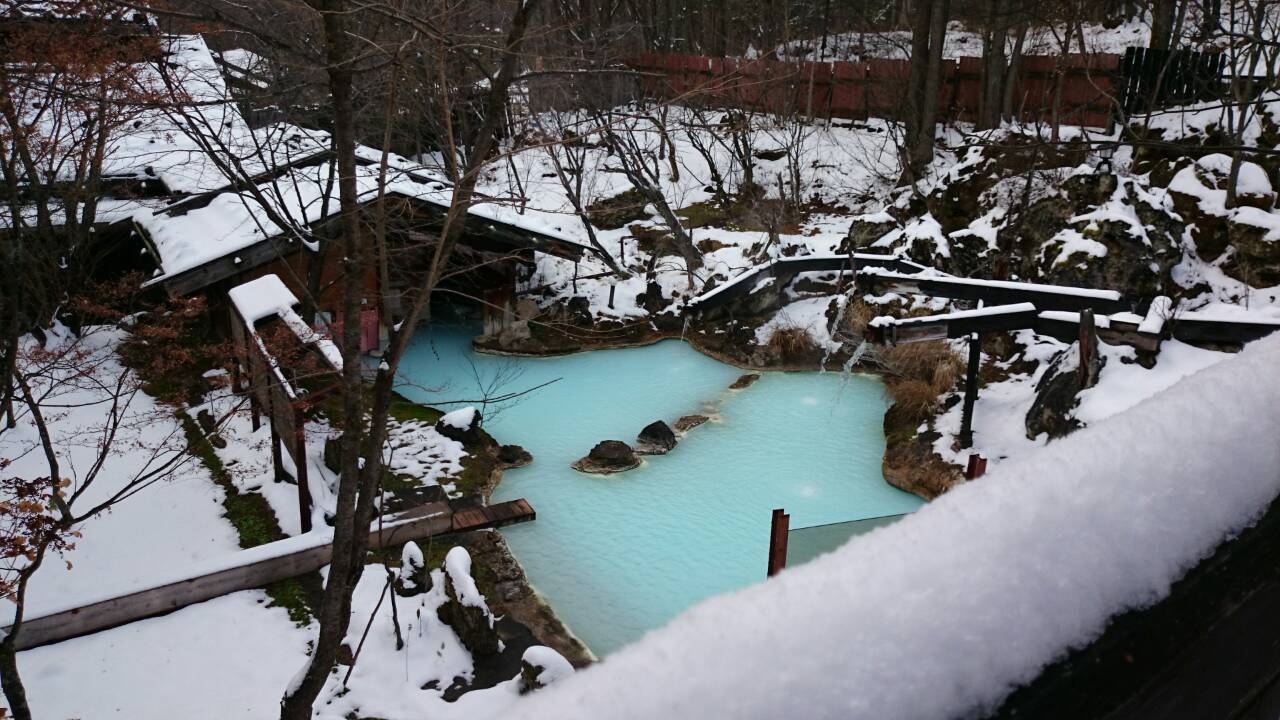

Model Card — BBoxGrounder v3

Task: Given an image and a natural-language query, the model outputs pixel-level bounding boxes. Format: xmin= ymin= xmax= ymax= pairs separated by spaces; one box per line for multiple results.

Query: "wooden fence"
xmin=625 ymin=52 xmax=1123 ymax=129
xmin=1117 ymin=46 xmax=1228 ymax=114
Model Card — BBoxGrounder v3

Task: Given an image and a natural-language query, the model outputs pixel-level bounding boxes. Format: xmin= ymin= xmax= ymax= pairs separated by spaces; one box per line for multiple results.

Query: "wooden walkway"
xmin=452 ymin=498 xmax=536 ymax=532
xmin=6 ymin=499 xmax=535 ymax=651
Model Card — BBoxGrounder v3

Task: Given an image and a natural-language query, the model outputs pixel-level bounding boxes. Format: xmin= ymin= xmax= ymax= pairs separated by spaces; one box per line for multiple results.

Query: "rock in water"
xmin=571 ymin=440 xmax=640 ymax=474
xmin=497 ymin=444 xmax=533 ymax=467
xmin=729 ymin=373 xmax=761 ymax=389
xmin=675 ymin=414 xmax=710 ymax=432
xmin=635 ymin=420 xmax=677 ymax=455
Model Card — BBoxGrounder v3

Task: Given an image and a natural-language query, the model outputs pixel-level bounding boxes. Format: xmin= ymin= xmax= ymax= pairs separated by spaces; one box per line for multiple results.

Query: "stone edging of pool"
xmin=471 ymin=325 xmax=949 ymax=501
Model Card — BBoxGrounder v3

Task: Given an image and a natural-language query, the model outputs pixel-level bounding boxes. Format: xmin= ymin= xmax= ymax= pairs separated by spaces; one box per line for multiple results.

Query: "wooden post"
xmin=767 ymin=508 xmax=790 ymax=577
xmin=1079 ymin=308 xmax=1097 ymax=390
xmin=269 ymin=414 xmax=287 ymax=484
xmin=965 ymin=453 xmax=987 ymax=480
xmin=294 ymin=406 xmax=312 ymax=534
xmin=958 ymin=332 xmax=982 ymax=449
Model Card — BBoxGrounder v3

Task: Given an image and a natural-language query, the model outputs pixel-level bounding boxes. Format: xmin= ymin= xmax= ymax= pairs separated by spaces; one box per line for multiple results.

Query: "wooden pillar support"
xmin=768 ymin=508 xmax=791 ymax=577
xmin=958 ymin=332 xmax=982 ymax=449
xmin=268 ymin=414 xmax=287 ymax=484
xmin=294 ymin=406 xmax=312 ymax=534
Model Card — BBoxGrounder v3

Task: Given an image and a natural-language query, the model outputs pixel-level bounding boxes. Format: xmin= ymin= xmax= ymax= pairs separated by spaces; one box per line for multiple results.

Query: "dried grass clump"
xmin=880 ymin=340 xmax=964 ymax=426
xmin=886 ymin=379 xmax=939 ymax=424
xmin=881 ymin=341 xmax=963 ymax=388
xmin=841 ymin=297 xmax=877 ymax=337
xmin=766 ymin=326 xmax=820 ymax=362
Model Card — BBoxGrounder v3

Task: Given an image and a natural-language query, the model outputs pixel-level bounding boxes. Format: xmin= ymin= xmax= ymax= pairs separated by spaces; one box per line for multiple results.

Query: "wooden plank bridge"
xmin=5 ymin=499 xmax=535 ymax=651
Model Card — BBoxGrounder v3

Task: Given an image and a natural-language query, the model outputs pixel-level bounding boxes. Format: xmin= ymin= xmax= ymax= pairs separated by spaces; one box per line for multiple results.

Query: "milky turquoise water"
xmin=397 ymin=313 xmax=923 ymax=656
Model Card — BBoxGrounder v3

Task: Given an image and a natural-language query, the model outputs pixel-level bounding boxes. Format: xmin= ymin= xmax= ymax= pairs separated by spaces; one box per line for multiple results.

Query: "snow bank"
xmin=506 ymin=334 xmax=1280 ymax=720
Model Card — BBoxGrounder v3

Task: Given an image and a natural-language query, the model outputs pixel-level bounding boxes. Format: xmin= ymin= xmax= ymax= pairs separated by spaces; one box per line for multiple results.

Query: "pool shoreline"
xmin=458 ymin=329 xmax=922 ymax=660
xmin=473 ymin=326 xmax=952 ymax=502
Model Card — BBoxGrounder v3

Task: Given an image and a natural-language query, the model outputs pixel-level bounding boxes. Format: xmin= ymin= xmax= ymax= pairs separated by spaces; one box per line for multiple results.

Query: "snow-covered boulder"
xmin=434 ymin=406 xmax=483 ymax=446
xmin=519 ymin=646 xmax=575 ymax=694
xmin=437 ymin=546 xmax=499 ymax=658
xmin=395 ymin=541 xmax=430 ymax=596
xmin=1025 ymin=344 xmax=1103 ymax=441
xmin=1027 ymin=176 xmax=1181 ymax=298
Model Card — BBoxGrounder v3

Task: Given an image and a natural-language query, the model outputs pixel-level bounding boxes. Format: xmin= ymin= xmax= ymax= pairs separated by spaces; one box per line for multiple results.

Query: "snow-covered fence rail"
xmin=3 ymin=499 xmax=535 ymax=651
xmin=625 ymin=52 xmax=1121 ymax=128
xmin=687 ymin=253 xmax=924 ymax=315
xmin=856 ymin=269 xmax=1130 ymax=314
xmin=868 ymin=303 xmax=1039 ymax=344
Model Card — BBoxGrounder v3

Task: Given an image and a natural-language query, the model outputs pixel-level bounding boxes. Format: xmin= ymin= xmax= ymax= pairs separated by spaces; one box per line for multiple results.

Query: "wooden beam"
xmin=5 ymin=499 xmax=535 ymax=651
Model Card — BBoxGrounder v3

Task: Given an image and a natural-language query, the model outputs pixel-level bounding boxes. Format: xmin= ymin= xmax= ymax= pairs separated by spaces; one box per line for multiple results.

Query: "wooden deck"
xmin=452 ymin=498 xmax=536 ymax=532
xmin=7 ymin=499 xmax=536 ymax=651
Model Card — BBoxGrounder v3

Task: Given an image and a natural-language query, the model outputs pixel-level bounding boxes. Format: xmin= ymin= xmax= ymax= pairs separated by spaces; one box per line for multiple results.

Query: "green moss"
xmin=180 ymin=415 xmax=322 ymax=625
xmin=388 ymin=391 xmax=444 ymax=424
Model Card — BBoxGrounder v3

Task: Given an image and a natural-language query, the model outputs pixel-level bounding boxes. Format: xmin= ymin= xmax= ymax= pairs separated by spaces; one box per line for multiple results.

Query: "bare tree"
xmin=0 ymin=282 xmax=213 ymax=720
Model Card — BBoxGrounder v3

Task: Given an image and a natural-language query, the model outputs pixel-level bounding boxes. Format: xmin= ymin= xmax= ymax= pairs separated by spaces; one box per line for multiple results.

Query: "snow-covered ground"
xmin=1 ymin=328 xmax=566 ymax=719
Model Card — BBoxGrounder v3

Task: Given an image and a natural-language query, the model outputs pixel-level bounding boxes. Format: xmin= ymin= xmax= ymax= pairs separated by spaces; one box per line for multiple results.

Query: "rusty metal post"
xmin=767 ymin=508 xmax=790 ymax=577
xmin=965 ymin=453 xmax=987 ymax=480
xmin=295 ymin=406 xmax=312 ymax=534
xmin=958 ymin=332 xmax=982 ymax=449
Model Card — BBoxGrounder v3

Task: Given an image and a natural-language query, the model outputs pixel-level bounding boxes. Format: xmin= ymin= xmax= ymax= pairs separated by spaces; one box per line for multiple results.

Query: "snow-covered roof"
xmin=511 ymin=333 xmax=1280 ymax=720
xmin=133 ymin=145 xmax=590 ymax=284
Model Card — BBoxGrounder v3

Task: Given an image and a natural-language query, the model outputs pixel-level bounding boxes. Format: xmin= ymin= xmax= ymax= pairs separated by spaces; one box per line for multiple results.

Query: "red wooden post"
xmin=295 ymin=406 xmax=312 ymax=534
xmin=767 ymin=508 xmax=790 ymax=577
xmin=965 ymin=454 xmax=988 ymax=480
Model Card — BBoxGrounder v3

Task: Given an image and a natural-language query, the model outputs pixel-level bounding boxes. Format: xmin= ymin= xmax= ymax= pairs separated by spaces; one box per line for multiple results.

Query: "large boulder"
xmin=1027 ymin=177 xmax=1181 ymax=298
xmin=1025 ymin=345 xmax=1104 ymax=441
xmin=635 ymin=421 xmax=677 ymax=455
xmin=436 ymin=547 xmax=499 ymax=658
xmin=571 ymin=440 xmax=640 ymax=474
xmin=497 ymin=444 xmax=533 ymax=468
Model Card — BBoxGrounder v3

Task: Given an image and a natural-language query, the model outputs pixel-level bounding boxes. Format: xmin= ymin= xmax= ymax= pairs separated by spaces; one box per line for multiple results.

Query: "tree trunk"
xmin=901 ymin=0 xmax=934 ymax=181
xmin=912 ymin=0 xmax=950 ymax=172
xmin=978 ymin=0 xmax=1009 ymax=130
xmin=278 ymin=1 xmax=366 ymax=717
xmin=1149 ymin=0 xmax=1177 ymax=50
